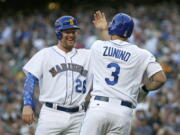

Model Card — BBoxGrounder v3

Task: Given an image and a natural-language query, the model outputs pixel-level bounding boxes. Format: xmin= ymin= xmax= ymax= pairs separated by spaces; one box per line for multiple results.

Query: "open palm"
xmin=93 ymin=11 xmax=108 ymax=30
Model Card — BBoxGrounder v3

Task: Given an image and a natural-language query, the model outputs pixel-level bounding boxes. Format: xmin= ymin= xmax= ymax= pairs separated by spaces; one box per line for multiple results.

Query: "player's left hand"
xmin=137 ymin=85 xmax=149 ymax=103
xmin=93 ymin=10 xmax=108 ymax=30
xmin=81 ymin=101 xmax=90 ymax=112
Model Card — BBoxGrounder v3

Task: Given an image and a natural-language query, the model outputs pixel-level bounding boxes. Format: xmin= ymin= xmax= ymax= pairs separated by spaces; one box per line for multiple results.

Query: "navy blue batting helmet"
xmin=108 ymin=13 xmax=134 ymax=38
xmin=55 ymin=16 xmax=80 ymax=40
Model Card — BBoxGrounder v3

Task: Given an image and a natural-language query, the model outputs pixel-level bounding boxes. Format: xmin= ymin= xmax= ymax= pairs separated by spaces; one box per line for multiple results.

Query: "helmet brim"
xmin=60 ymin=25 xmax=80 ymax=31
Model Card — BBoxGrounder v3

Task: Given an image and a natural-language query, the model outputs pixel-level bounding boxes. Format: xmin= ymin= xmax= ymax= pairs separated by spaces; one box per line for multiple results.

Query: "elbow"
xmin=162 ymin=72 xmax=167 ymax=84
xmin=162 ymin=75 xmax=167 ymax=85
xmin=159 ymin=72 xmax=167 ymax=87
xmin=150 ymin=71 xmax=167 ymax=90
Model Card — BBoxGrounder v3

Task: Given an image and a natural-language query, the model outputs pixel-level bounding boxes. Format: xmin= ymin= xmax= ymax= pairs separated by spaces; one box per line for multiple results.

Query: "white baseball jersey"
xmin=88 ymin=40 xmax=162 ymax=107
xmin=23 ymin=45 xmax=90 ymax=107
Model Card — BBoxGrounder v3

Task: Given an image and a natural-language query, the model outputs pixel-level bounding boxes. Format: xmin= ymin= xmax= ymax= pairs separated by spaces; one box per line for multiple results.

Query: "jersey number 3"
xmin=105 ymin=63 xmax=120 ymax=85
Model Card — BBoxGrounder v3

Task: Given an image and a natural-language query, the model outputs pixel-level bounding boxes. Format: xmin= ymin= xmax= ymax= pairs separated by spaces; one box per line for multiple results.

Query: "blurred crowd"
xmin=0 ymin=2 xmax=179 ymax=135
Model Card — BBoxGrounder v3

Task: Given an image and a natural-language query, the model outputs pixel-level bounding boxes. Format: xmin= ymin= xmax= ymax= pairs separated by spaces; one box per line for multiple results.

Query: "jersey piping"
xmin=52 ymin=47 xmax=68 ymax=105
xmin=70 ymin=49 xmax=78 ymax=105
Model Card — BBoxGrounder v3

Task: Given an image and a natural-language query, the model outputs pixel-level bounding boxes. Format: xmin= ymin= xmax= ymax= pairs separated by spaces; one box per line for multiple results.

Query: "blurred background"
xmin=0 ymin=0 xmax=179 ymax=134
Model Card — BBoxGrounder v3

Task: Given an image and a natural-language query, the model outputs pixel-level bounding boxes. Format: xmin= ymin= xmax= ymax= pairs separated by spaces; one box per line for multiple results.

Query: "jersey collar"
xmin=53 ymin=46 xmax=77 ymax=57
xmin=110 ymin=40 xmax=130 ymax=46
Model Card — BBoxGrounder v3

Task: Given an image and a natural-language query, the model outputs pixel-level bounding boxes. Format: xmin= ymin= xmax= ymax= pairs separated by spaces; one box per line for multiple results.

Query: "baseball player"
xmin=22 ymin=12 xmax=109 ymax=135
xmin=80 ymin=13 xmax=166 ymax=135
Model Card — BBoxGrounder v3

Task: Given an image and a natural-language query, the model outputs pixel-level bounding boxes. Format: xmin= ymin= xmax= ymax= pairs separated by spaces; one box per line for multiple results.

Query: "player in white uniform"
xmin=80 ymin=13 xmax=166 ymax=135
xmin=22 ymin=16 xmax=91 ymax=135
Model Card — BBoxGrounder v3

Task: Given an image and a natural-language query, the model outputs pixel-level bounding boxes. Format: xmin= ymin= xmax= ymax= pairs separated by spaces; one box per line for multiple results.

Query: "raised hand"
xmin=93 ymin=10 xmax=108 ymax=30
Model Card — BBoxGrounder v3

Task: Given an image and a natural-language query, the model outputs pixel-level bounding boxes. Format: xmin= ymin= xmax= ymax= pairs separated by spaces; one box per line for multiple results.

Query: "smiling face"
xmin=60 ymin=28 xmax=78 ymax=52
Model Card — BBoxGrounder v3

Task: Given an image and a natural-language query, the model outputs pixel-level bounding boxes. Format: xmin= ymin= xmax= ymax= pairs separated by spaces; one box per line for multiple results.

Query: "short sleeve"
xmin=146 ymin=54 xmax=163 ymax=78
xmin=23 ymin=49 xmax=46 ymax=79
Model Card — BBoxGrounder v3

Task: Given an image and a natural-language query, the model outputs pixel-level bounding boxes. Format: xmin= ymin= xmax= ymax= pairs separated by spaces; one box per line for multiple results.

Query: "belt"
xmin=45 ymin=102 xmax=79 ymax=113
xmin=94 ymin=96 xmax=133 ymax=109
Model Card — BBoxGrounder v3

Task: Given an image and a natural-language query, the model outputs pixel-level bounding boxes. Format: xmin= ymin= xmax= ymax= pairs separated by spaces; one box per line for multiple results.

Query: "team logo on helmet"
xmin=70 ymin=19 xmax=74 ymax=25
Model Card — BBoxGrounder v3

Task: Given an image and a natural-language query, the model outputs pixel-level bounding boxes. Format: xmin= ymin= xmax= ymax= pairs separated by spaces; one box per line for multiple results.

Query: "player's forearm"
xmin=93 ymin=11 xmax=110 ymax=40
xmin=24 ymin=73 xmax=38 ymax=107
xmin=145 ymin=79 xmax=164 ymax=91
xmin=137 ymin=71 xmax=166 ymax=102
xmin=144 ymin=71 xmax=166 ymax=91
xmin=99 ymin=29 xmax=110 ymax=40
xmin=85 ymin=90 xmax=92 ymax=102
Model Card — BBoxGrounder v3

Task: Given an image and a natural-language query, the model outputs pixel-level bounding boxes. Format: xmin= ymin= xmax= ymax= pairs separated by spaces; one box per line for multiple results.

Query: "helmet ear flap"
xmin=54 ymin=16 xmax=80 ymax=40
xmin=108 ymin=20 xmax=116 ymax=31
xmin=56 ymin=31 xmax=62 ymax=40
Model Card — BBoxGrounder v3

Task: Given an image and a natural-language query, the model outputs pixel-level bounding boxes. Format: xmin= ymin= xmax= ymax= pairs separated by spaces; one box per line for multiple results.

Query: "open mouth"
xmin=67 ymin=38 xmax=75 ymax=42
xmin=67 ymin=39 xmax=74 ymax=41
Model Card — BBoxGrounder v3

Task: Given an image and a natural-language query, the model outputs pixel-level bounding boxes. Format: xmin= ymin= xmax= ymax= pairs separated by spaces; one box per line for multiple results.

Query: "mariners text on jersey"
xmin=103 ymin=46 xmax=131 ymax=62
xmin=49 ymin=63 xmax=88 ymax=77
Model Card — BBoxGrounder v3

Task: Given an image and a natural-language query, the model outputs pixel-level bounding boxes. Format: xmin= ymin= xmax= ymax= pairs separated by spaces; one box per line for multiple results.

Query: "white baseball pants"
xmin=35 ymin=104 xmax=85 ymax=135
xmin=80 ymin=98 xmax=133 ymax=135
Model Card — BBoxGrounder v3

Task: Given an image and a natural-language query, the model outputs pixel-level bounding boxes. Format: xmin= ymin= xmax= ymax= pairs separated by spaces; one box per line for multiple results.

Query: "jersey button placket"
xmin=66 ymin=56 xmax=73 ymax=104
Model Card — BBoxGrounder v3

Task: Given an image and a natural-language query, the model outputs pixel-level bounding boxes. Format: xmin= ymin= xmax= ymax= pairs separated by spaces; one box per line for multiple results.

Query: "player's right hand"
xmin=22 ymin=106 xmax=35 ymax=125
xmin=93 ymin=10 xmax=108 ymax=30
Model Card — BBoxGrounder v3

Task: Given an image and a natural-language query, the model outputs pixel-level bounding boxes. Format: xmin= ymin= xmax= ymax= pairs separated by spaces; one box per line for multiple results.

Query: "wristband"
xmin=142 ymin=85 xmax=149 ymax=93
